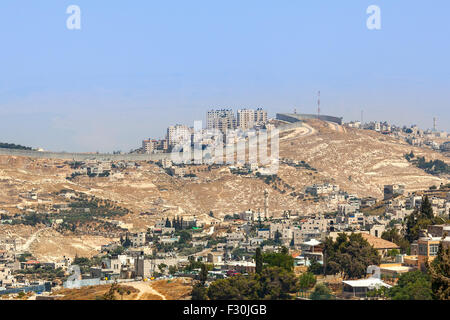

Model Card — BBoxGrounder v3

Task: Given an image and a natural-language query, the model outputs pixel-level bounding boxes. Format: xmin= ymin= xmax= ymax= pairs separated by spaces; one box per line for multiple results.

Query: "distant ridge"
xmin=0 ymin=142 xmax=32 ymax=151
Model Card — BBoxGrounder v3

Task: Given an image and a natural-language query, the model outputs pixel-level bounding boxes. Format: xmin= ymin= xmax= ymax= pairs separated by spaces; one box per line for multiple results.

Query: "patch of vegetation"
xmin=405 ymin=153 xmax=450 ymax=175
xmin=192 ymin=248 xmax=299 ymax=300
xmin=73 ymin=255 xmax=104 ymax=274
xmin=381 ymin=229 xmax=410 ymax=253
xmin=405 ymin=196 xmax=449 ymax=243
xmin=15 ymin=265 xmax=66 ymax=282
xmin=283 ymin=159 xmax=317 ymax=171
xmin=12 ymin=192 xmax=129 ymax=234
xmin=11 ymin=212 xmax=52 ymax=227
xmin=205 ymin=266 xmax=299 ymax=300
xmin=427 ymin=243 xmax=450 ymax=300
xmin=322 ymin=233 xmax=381 ymax=279
xmin=310 ymin=283 xmax=334 ymax=300
xmin=388 ymin=270 xmax=432 ymax=300
xmin=0 ymin=142 xmax=32 ymax=150
xmin=257 ymin=174 xmax=295 ymax=194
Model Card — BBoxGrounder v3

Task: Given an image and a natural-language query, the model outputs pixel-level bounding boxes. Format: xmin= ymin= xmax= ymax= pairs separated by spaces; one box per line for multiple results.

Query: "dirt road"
xmin=127 ymin=281 xmax=167 ymax=300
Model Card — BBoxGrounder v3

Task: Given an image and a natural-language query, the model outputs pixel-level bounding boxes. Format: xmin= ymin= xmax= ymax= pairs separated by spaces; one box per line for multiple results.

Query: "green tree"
xmin=206 ymin=266 xmax=298 ymax=300
xmin=274 ymin=231 xmax=282 ymax=245
xmin=387 ymin=249 xmax=400 ymax=259
xmin=191 ymin=282 xmax=209 ymax=300
xmin=262 ymin=249 xmax=294 ymax=272
xmin=323 ymin=233 xmax=380 ymax=279
xmin=168 ymin=265 xmax=178 ymax=275
xmin=255 ymin=247 xmax=263 ymax=274
xmin=381 ymin=229 xmax=410 ymax=253
xmin=102 ymin=282 xmax=119 ymax=300
xmin=178 ymin=230 xmax=192 ymax=244
xmin=310 ymin=283 xmax=333 ymax=300
xmin=388 ymin=270 xmax=432 ymax=300
xmin=405 ymin=196 xmax=439 ymax=243
xmin=428 ymin=243 xmax=450 ymax=300
xmin=307 ymin=260 xmax=323 ymax=275
xmin=207 ymin=275 xmax=261 ymax=300
xmin=257 ymin=267 xmax=299 ymax=300
xmin=199 ymin=263 xmax=209 ymax=285
xmin=421 ymin=196 xmax=433 ymax=219
xmin=298 ymin=272 xmax=316 ymax=291
xmin=190 ymin=262 xmax=210 ymax=300
xmin=158 ymin=263 xmax=167 ymax=274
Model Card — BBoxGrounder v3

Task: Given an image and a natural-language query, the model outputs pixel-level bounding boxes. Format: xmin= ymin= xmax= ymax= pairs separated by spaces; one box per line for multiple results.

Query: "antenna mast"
xmin=317 ymin=91 xmax=321 ymax=119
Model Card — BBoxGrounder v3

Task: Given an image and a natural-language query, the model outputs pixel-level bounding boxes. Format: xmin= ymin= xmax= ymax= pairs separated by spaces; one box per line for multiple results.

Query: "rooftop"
xmin=361 ymin=233 xmax=399 ymax=250
xmin=343 ymin=277 xmax=392 ymax=289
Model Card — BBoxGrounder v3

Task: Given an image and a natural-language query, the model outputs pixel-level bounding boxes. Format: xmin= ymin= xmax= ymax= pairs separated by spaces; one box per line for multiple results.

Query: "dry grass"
xmin=53 ymin=284 xmax=139 ymax=300
xmin=151 ymin=278 xmax=193 ymax=300
xmin=139 ymin=293 xmax=164 ymax=300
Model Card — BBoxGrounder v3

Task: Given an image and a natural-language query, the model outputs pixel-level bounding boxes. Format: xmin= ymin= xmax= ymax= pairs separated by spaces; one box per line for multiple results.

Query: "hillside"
xmin=0 ymin=120 xmax=448 ymax=260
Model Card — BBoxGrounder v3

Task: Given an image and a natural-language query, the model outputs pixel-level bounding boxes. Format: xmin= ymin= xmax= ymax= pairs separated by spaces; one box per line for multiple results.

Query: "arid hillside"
xmin=278 ymin=120 xmax=448 ymax=198
xmin=0 ymin=120 xmax=448 ymax=260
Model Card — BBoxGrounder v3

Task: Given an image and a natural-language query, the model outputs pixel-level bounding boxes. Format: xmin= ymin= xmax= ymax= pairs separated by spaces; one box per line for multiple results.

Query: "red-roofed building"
xmin=21 ymin=260 xmax=40 ymax=270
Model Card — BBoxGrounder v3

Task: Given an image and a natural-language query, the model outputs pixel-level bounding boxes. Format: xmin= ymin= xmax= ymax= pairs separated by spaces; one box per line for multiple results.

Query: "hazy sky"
xmin=0 ymin=1 xmax=449 ymax=152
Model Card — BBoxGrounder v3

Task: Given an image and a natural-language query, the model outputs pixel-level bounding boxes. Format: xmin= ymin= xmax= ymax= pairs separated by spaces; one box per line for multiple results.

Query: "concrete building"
xmin=417 ymin=237 xmax=444 ymax=271
xmin=135 ymin=257 xmax=154 ymax=278
xmin=142 ymin=139 xmax=158 ymax=154
xmin=383 ymin=184 xmax=405 ymax=200
xmin=206 ymin=109 xmax=236 ymax=132
xmin=129 ymin=232 xmax=146 ymax=248
xmin=207 ymin=252 xmax=224 ymax=264
xmin=167 ymin=124 xmax=192 ymax=148
xmin=237 ymin=108 xmax=268 ymax=130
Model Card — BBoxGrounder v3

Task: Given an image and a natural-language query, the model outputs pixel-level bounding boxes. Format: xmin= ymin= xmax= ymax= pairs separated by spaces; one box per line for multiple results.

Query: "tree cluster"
xmin=323 ymin=233 xmax=380 ymax=279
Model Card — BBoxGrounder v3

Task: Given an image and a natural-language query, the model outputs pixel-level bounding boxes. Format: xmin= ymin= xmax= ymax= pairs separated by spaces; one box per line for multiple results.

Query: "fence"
xmin=63 ymin=278 xmax=138 ymax=289
xmin=0 ymin=283 xmax=51 ymax=295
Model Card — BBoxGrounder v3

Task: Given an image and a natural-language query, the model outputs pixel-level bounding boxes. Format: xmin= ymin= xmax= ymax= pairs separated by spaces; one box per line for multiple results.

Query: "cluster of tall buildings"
xmin=207 ymin=108 xmax=268 ymax=132
xmin=141 ymin=108 xmax=269 ymax=154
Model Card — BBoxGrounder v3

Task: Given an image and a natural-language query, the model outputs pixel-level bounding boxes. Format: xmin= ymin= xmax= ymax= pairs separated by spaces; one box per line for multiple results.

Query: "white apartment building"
xmin=142 ymin=139 xmax=158 ymax=154
xmin=237 ymin=108 xmax=268 ymax=130
xmin=167 ymin=124 xmax=192 ymax=148
xmin=207 ymin=109 xmax=237 ymax=132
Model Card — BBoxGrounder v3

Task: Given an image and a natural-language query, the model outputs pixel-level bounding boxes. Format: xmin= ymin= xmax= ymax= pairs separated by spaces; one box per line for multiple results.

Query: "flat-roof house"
xmin=342 ymin=277 xmax=392 ymax=298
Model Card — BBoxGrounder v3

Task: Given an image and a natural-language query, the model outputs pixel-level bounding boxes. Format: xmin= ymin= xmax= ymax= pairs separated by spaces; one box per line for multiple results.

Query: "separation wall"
xmin=276 ymin=113 xmax=343 ymax=125
xmin=0 ymin=121 xmax=304 ymax=161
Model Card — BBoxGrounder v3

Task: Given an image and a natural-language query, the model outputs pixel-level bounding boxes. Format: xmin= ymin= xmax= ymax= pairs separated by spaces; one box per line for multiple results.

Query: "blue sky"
xmin=0 ymin=1 xmax=449 ymax=152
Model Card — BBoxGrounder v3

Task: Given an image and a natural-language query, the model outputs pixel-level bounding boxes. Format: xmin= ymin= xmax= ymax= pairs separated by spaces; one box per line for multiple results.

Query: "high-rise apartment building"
xmin=167 ymin=124 xmax=192 ymax=148
xmin=237 ymin=108 xmax=268 ymax=130
xmin=142 ymin=139 xmax=158 ymax=154
xmin=142 ymin=139 xmax=168 ymax=153
xmin=206 ymin=109 xmax=236 ymax=132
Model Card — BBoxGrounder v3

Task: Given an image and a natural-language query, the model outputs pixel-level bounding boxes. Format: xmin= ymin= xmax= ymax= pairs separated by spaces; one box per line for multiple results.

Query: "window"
xmin=429 ymin=244 xmax=439 ymax=256
xmin=418 ymin=244 xmax=428 ymax=255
